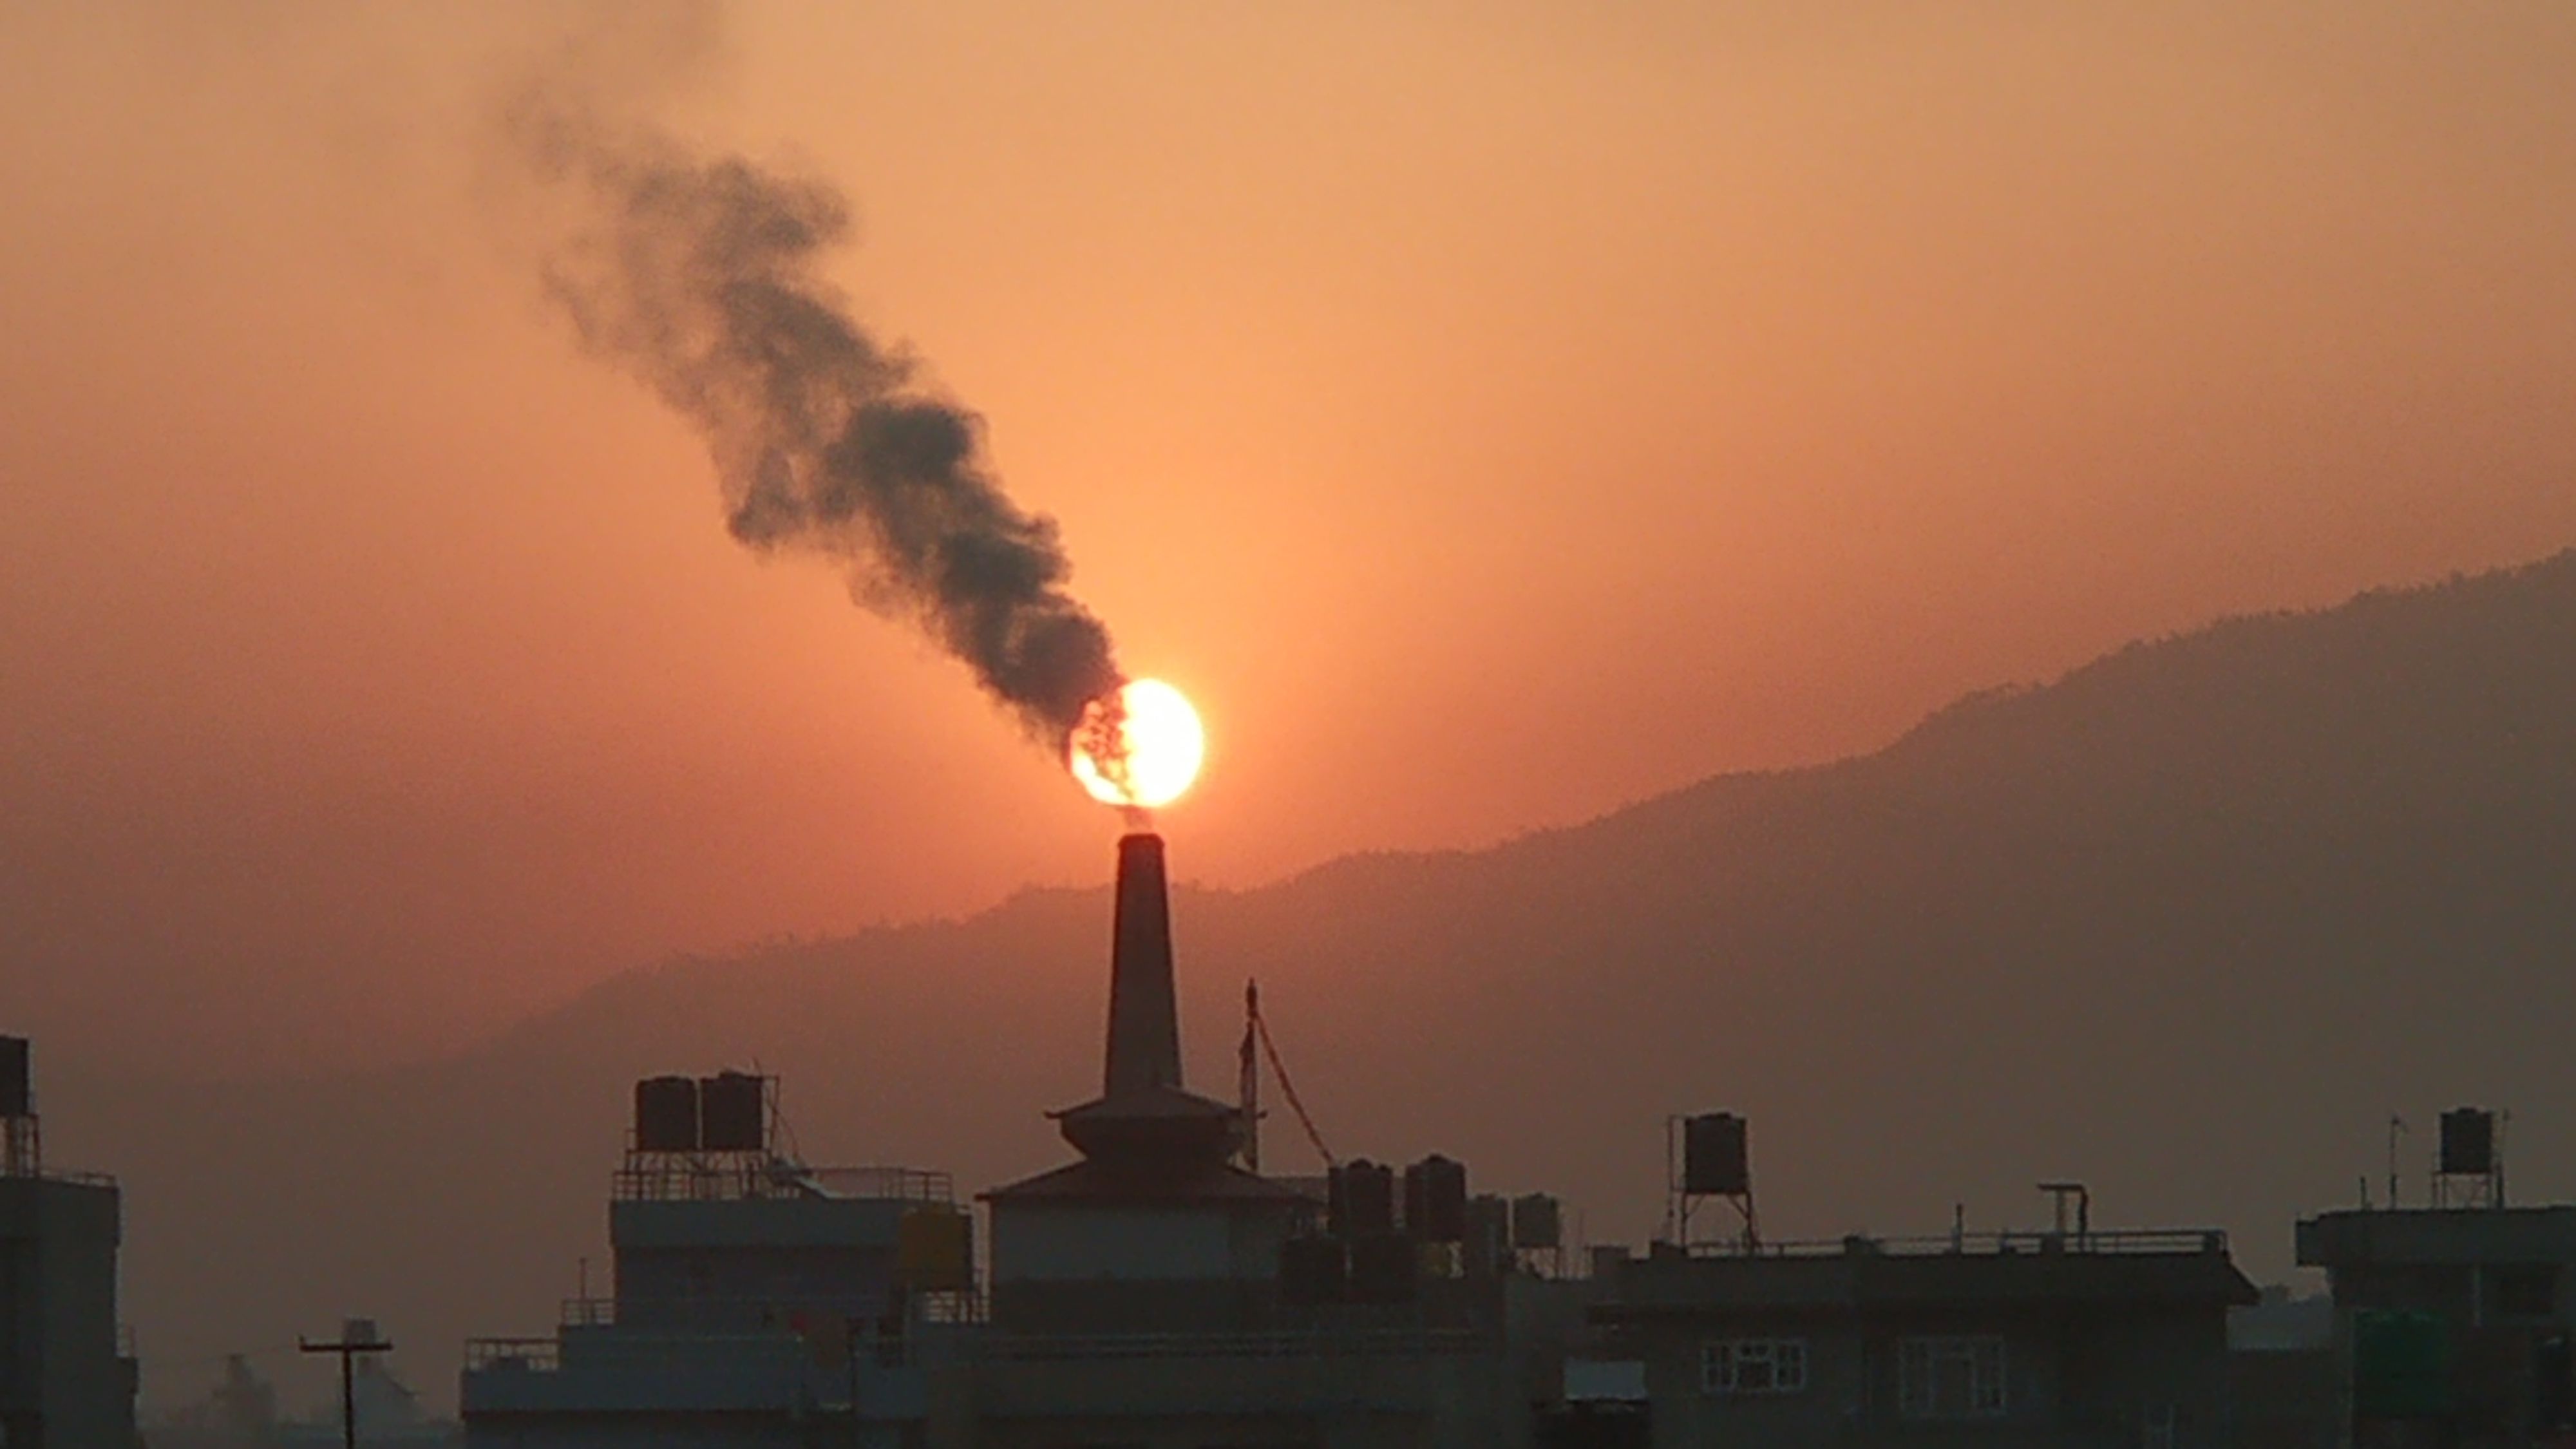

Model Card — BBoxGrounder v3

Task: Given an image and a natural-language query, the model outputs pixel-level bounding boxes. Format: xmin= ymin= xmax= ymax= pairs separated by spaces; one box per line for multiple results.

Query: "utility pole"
xmin=301 ymin=1325 xmax=392 ymax=1449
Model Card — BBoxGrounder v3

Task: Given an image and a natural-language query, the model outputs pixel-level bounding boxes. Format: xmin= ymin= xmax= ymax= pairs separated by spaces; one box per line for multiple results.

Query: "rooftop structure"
xmin=0 ymin=1034 xmax=140 ymax=1448
xmin=963 ymin=833 xmax=1587 ymax=1447
xmin=1595 ymin=1218 xmax=2255 ymax=1449
xmin=983 ymin=833 xmax=1314 ymax=1338
xmin=2297 ymin=1202 xmax=2576 ymax=1446
xmin=460 ymin=1073 xmax=967 ymax=1448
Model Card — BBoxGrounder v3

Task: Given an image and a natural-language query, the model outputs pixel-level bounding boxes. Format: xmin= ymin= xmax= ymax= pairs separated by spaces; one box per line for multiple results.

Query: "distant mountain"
xmin=59 ymin=549 xmax=2576 ymax=1413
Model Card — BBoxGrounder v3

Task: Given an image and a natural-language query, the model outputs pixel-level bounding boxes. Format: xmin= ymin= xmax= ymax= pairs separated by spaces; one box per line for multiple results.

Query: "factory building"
xmin=0 ymin=1035 xmax=141 ymax=1448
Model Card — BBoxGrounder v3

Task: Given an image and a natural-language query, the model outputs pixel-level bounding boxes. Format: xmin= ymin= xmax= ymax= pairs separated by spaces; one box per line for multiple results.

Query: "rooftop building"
xmin=982 ymin=832 xmax=1316 ymax=1338
xmin=2296 ymin=1204 xmax=2576 ymax=1448
xmin=459 ymin=1074 xmax=966 ymax=1448
xmin=1593 ymin=1217 xmax=2255 ymax=1449
xmin=0 ymin=1034 xmax=140 ymax=1448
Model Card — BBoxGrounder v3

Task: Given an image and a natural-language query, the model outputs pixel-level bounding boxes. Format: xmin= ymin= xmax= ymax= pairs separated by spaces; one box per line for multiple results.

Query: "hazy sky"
xmin=5 ymin=2 xmax=2575 ymax=1073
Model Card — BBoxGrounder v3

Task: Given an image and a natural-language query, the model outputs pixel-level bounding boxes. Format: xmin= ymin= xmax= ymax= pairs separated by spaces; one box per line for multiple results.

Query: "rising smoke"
xmin=507 ymin=95 xmax=1126 ymax=753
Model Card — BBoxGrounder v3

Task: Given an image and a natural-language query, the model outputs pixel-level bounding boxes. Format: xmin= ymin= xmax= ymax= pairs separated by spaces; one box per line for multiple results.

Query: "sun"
xmin=1070 ymin=679 xmax=1206 ymax=810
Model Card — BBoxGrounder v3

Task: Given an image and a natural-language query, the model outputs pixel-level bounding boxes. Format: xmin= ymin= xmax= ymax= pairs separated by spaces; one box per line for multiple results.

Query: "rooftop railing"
xmin=0 ymin=1165 xmax=118 ymax=1189
xmin=1669 ymin=1227 xmax=2228 ymax=1260
xmin=975 ymin=1327 xmax=1491 ymax=1362
xmin=468 ymin=1323 xmax=1491 ymax=1376
xmin=464 ymin=1338 xmax=561 ymax=1373
xmin=612 ymin=1158 xmax=954 ymax=1204
xmin=557 ymin=1294 xmax=907 ymax=1329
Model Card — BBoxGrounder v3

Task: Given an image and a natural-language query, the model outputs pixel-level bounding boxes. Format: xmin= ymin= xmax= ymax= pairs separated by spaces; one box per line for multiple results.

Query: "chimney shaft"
xmin=1104 ymin=833 xmax=1182 ymax=1095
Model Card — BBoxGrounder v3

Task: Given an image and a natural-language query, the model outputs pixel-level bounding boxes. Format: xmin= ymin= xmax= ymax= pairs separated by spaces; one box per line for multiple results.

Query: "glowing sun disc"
xmin=1070 ymin=679 xmax=1206 ymax=810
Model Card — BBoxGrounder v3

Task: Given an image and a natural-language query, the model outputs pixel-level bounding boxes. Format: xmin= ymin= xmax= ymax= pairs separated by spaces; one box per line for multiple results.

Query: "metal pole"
xmin=2387 ymin=1115 xmax=2405 ymax=1208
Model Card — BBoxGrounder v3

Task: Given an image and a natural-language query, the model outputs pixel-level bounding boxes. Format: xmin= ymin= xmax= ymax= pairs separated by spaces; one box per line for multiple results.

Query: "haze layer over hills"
xmin=54 ymin=550 xmax=2576 ymax=1411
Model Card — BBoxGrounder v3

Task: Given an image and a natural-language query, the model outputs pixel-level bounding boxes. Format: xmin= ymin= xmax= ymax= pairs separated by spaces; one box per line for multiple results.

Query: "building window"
xmin=1898 ymin=1336 xmax=2007 ymax=1419
xmin=1701 ymin=1338 xmax=1809 ymax=1396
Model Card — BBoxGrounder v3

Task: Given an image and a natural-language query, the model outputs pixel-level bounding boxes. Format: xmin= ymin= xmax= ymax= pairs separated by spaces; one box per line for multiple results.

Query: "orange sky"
xmin=5 ymin=2 xmax=2575 ymax=1073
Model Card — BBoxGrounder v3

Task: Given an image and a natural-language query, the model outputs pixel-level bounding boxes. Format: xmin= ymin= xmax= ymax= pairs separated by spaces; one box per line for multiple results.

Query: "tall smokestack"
xmin=1103 ymin=833 xmax=1181 ymax=1096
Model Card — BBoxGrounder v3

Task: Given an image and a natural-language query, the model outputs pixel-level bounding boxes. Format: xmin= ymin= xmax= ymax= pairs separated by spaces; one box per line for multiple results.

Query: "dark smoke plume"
xmin=510 ymin=100 xmax=1124 ymax=750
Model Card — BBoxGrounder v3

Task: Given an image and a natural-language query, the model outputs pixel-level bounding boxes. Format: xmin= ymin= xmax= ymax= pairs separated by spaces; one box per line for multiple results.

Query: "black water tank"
xmin=1331 ymin=1159 xmax=1396 ymax=1238
xmin=699 ymin=1072 xmax=766 ymax=1151
xmin=2441 ymin=1108 xmax=2496 ymax=1176
xmin=1349 ymin=1231 xmax=1418 ymax=1304
xmin=1405 ymin=1155 xmax=1470 ymax=1242
xmin=1278 ymin=1235 xmax=1349 ymax=1305
xmin=1684 ymin=1112 xmax=1750 ymax=1196
xmin=634 ymin=1076 xmax=699 ymax=1151
xmin=0 ymin=1037 xmax=28 ymax=1119
xmin=1511 ymin=1193 xmax=1563 ymax=1250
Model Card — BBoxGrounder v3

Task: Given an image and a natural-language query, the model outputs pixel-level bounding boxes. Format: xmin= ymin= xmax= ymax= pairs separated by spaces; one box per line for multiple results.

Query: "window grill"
xmin=1898 ymin=1336 xmax=2007 ymax=1419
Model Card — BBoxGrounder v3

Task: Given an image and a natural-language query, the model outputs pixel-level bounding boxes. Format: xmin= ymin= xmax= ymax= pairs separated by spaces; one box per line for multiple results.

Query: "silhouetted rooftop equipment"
xmin=0 ymin=1036 xmax=28 ymax=1119
xmin=1405 ymin=1155 xmax=1469 ymax=1243
xmin=2439 ymin=1108 xmax=2495 ymax=1177
xmin=633 ymin=1075 xmax=699 ymax=1153
xmin=699 ymin=1072 xmax=768 ymax=1153
xmin=1511 ymin=1193 xmax=1563 ymax=1251
xmin=1683 ymin=1112 xmax=1749 ymax=1197
xmin=2429 ymin=1105 xmax=2506 ymax=1209
xmin=2038 ymin=1182 xmax=2092 ymax=1242
xmin=0 ymin=1035 xmax=35 ymax=1177
xmin=1330 ymin=1160 xmax=1396 ymax=1238
xmin=1669 ymin=1111 xmax=1758 ymax=1251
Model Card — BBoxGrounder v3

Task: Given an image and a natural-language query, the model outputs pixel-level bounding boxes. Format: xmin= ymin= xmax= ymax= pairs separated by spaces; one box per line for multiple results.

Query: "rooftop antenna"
xmin=2387 ymin=1115 xmax=2408 ymax=1209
